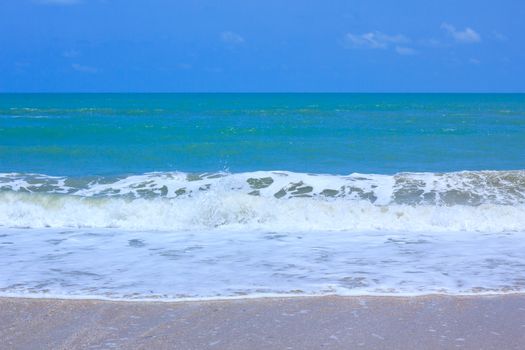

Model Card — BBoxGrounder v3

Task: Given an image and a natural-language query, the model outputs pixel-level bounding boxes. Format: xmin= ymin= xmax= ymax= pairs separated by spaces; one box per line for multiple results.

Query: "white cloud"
xmin=469 ymin=58 xmax=481 ymax=65
xmin=419 ymin=38 xmax=449 ymax=48
xmin=344 ymin=31 xmax=409 ymax=49
xmin=395 ymin=46 xmax=418 ymax=55
xmin=220 ymin=31 xmax=245 ymax=45
xmin=72 ymin=63 xmax=97 ymax=73
xmin=492 ymin=31 xmax=508 ymax=42
xmin=63 ymin=49 xmax=80 ymax=58
xmin=441 ymin=23 xmax=481 ymax=43
xmin=36 ymin=0 xmax=82 ymax=5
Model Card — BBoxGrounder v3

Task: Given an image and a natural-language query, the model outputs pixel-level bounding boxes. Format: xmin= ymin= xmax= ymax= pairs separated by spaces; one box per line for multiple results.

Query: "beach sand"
xmin=1 ymin=295 xmax=525 ymax=349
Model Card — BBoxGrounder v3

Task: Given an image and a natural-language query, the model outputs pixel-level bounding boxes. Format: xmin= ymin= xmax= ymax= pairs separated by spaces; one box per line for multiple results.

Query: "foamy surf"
xmin=2 ymin=170 xmax=525 ymax=205
xmin=1 ymin=169 xmax=525 ymax=300
xmin=1 ymin=228 xmax=525 ymax=300
xmin=0 ymin=170 xmax=524 ymax=232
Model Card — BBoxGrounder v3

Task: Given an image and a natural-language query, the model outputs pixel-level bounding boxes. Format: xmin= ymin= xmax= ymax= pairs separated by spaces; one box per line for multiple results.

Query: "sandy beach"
xmin=1 ymin=295 xmax=524 ymax=349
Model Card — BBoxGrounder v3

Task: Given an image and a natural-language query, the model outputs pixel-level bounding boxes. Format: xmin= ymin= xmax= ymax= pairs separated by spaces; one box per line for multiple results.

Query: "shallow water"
xmin=2 ymin=228 xmax=525 ymax=300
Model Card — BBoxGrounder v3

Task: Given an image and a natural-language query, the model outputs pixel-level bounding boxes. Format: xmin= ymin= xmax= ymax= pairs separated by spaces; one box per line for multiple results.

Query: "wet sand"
xmin=1 ymin=295 xmax=525 ymax=349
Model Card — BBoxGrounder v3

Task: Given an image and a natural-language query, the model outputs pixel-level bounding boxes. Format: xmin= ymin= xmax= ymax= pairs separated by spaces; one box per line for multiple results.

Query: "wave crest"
xmin=2 ymin=170 xmax=525 ymax=204
xmin=1 ymin=170 xmax=525 ymax=232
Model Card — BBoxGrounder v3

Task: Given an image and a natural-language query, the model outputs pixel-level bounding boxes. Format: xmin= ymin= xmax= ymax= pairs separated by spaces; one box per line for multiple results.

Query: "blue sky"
xmin=1 ymin=0 xmax=524 ymax=92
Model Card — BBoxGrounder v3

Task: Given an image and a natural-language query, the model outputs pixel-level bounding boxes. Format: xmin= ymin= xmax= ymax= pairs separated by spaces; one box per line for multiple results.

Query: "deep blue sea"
xmin=1 ymin=93 xmax=524 ymax=300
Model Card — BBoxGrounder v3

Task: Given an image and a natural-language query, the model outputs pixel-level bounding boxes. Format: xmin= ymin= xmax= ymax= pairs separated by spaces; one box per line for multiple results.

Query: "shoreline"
xmin=1 ymin=291 xmax=525 ymax=304
xmin=2 ymin=294 xmax=525 ymax=349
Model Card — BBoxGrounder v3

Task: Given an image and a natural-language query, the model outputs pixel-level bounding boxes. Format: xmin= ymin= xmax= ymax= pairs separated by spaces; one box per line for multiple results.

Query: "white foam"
xmin=2 ymin=170 xmax=524 ymax=205
xmin=0 ymin=191 xmax=524 ymax=232
xmin=1 ymin=170 xmax=524 ymax=232
xmin=2 ymin=170 xmax=525 ymax=300
xmin=1 ymin=228 xmax=524 ymax=300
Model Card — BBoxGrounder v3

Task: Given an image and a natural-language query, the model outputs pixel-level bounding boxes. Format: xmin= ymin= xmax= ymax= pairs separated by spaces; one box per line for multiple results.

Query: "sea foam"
xmin=0 ymin=170 xmax=524 ymax=232
xmin=1 ymin=228 xmax=525 ymax=300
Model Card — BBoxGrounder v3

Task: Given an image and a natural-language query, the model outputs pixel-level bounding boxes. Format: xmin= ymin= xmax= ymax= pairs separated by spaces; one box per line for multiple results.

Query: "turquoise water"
xmin=1 ymin=93 xmax=524 ymax=175
xmin=1 ymin=93 xmax=525 ymax=300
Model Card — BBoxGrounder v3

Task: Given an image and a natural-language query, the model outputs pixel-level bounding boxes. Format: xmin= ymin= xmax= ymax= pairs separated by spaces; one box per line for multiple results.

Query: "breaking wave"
xmin=1 ymin=170 xmax=524 ymax=232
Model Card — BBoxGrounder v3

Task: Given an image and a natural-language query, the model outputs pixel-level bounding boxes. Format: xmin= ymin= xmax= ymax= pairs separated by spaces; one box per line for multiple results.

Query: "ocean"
xmin=1 ymin=93 xmax=524 ymax=300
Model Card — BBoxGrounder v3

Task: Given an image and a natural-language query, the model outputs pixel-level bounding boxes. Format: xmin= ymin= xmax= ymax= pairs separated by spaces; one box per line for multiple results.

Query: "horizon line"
xmin=1 ymin=91 xmax=524 ymax=94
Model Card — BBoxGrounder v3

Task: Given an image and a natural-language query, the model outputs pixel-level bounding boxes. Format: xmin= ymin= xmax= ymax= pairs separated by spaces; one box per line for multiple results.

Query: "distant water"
xmin=1 ymin=93 xmax=525 ymax=300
